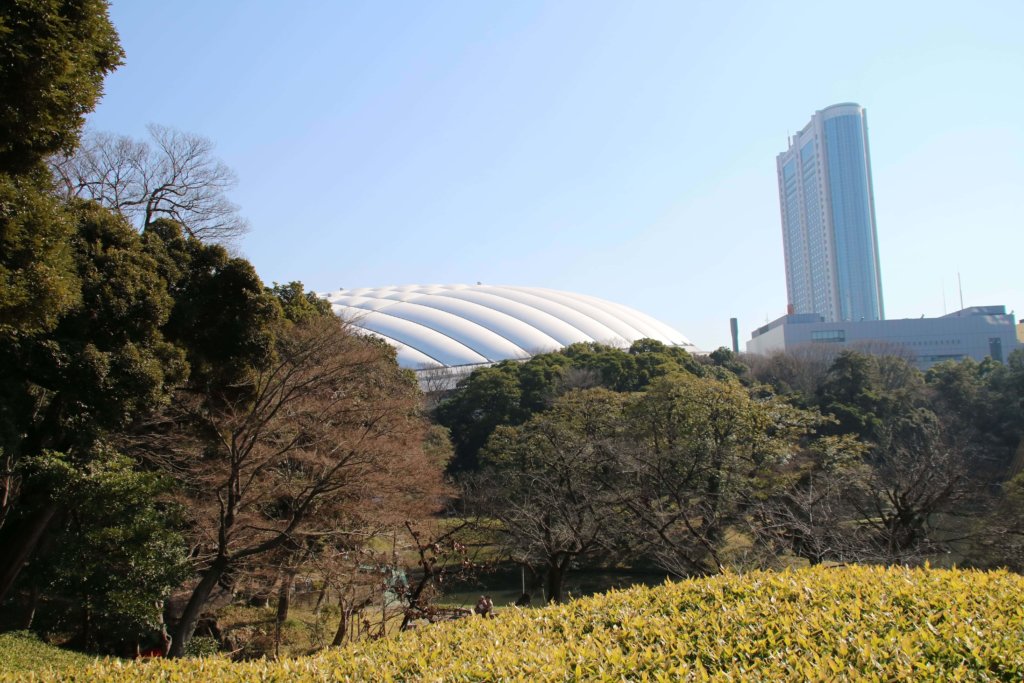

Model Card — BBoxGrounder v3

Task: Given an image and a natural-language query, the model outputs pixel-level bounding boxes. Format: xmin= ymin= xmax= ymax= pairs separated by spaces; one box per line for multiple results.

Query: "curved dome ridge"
xmin=557 ymin=289 xmax=695 ymax=347
xmin=474 ymin=286 xmax=627 ymax=344
xmin=322 ymin=284 xmax=699 ymax=370
xmin=426 ymin=288 xmax=598 ymax=348
xmin=402 ymin=294 xmax=564 ymax=354
xmin=330 ymin=303 xmax=491 ymax=367
xmin=502 ymin=286 xmax=663 ymax=344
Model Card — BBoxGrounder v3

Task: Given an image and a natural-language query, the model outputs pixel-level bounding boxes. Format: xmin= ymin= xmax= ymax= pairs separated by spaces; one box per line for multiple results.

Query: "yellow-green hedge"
xmin=9 ymin=565 xmax=1024 ymax=681
xmin=0 ymin=631 xmax=107 ymax=676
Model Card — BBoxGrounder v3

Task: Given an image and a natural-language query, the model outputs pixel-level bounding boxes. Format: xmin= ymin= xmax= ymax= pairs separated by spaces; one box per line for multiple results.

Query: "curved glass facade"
xmin=823 ymin=113 xmax=883 ymax=321
xmin=777 ymin=104 xmax=884 ymax=322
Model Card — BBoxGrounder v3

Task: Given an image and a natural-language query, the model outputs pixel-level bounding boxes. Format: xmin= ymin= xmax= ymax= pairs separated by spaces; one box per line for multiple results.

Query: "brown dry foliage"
xmin=131 ymin=316 xmax=448 ymax=654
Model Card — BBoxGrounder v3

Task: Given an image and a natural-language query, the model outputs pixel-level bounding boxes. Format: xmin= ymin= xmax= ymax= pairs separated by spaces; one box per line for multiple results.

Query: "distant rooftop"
xmin=940 ymin=305 xmax=1006 ymax=318
xmin=752 ymin=306 xmax=1011 ymax=340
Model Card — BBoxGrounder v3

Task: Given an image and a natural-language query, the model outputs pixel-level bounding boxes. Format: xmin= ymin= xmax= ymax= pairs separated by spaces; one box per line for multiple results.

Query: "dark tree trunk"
xmin=20 ymin=584 xmax=40 ymax=629
xmin=331 ymin=600 xmax=349 ymax=647
xmin=274 ymin=569 xmax=296 ymax=659
xmin=704 ymin=450 xmax=725 ymax=544
xmin=169 ymin=556 xmax=229 ymax=658
xmin=277 ymin=569 xmax=295 ymax=624
xmin=313 ymin=586 xmax=328 ymax=614
xmin=0 ymin=503 xmax=59 ymax=603
xmin=79 ymin=604 xmax=92 ymax=650
xmin=400 ymin=568 xmax=433 ymax=631
xmin=546 ymin=557 xmax=566 ymax=604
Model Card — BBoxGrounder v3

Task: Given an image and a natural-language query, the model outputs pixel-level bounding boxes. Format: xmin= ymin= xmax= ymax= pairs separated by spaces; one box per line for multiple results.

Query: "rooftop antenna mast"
xmin=958 ymin=271 xmax=965 ymax=312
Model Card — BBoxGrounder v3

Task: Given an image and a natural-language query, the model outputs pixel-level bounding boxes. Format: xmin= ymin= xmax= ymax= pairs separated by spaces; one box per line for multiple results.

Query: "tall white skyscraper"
xmin=777 ymin=103 xmax=884 ymax=322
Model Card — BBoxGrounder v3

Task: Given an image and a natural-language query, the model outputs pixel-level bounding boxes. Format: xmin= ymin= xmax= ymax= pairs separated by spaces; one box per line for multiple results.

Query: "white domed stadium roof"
xmin=321 ymin=284 xmax=698 ymax=370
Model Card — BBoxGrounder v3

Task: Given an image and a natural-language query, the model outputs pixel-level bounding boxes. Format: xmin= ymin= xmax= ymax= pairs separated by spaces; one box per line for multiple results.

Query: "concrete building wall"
xmin=747 ymin=306 xmax=1020 ymax=370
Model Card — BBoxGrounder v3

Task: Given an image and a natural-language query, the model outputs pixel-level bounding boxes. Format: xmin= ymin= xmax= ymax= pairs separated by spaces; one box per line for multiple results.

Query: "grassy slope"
xmin=7 ymin=565 xmax=1024 ymax=681
xmin=0 ymin=632 xmax=107 ymax=676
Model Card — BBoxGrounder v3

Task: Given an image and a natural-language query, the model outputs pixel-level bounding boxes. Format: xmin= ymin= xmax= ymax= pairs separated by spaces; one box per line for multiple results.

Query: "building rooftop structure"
xmin=321 ymin=284 xmax=699 ymax=375
xmin=747 ymin=305 xmax=1020 ymax=369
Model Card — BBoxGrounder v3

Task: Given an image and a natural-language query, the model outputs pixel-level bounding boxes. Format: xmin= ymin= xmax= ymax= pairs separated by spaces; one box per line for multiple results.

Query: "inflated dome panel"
xmin=322 ymin=284 xmax=699 ymax=369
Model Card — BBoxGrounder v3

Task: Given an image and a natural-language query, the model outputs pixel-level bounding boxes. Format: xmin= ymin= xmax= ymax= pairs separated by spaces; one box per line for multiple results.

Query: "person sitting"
xmin=474 ymin=595 xmax=494 ymax=618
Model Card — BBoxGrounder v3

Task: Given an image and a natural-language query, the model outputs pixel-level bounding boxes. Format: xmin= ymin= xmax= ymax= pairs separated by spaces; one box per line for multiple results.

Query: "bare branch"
xmin=49 ymin=124 xmax=248 ymax=245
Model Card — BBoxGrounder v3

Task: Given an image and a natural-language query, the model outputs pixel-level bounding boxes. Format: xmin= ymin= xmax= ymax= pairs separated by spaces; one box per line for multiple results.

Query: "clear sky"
xmin=87 ymin=0 xmax=1023 ymax=351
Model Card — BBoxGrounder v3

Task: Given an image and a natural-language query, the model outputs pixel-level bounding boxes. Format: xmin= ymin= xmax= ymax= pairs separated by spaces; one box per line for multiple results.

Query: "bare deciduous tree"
xmin=750 ymin=435 xmax=870 ymax=566
xmin=853 ymin=417 xmax=979 ymax=561
xmin=131 ymin=316 xmax=443 ymax=656
xmin=753 ymin=418 xmax=987 ymax=566
xmin=396 ymin=519 xmax=485 ymax=631
xmin=50 ymin=124 xmax=248 ymax=244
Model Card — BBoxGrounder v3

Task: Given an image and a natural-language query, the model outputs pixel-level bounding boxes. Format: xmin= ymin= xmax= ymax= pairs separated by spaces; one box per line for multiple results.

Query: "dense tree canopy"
xmin=0 ymin=172 xmax=80 ymax=335
xmin=0 ymin=0 xmax=123 ymax=172
xmin=618 ymin=372 xmax=818 ymax=574
xmin=18 ymin=450 xmax=188 ymax=646
xmin=436 ymin=339 xmax=705 ymax=471
xmin=0 ymin=0 xmax=123 ymax=336
xmin=1 ymin=203 xmax=448 ymax=650
xmin=472 ymin=388 xmax=629 ymax=602
xmin=0 ymin=207 xmax=199 ymax=637
xmin=461 ymin=344 xmax=1024 ymax=592
xmin=748 ymin=348 xmax=1024 ymax=565
xmin=0 ymin=206 xmax=188 ymax=576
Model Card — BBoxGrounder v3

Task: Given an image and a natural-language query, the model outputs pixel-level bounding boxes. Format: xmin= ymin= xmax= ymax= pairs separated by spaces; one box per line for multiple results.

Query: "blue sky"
xmin=88 ymin=1 xmax=1023 ymax=350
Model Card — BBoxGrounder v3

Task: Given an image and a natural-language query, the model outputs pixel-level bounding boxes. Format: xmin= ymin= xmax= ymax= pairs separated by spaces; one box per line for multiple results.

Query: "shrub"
xmin=6 ymin=565 xmax=1024 ymax=681
xmin=182 ymin=636 xmax=219 ymax=659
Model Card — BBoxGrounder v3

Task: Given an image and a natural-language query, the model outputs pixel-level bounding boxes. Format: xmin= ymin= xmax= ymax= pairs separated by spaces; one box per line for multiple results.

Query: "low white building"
xmin=746 ymin=306 xmax=1020 ymax=369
